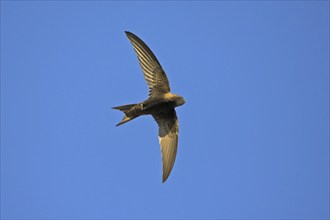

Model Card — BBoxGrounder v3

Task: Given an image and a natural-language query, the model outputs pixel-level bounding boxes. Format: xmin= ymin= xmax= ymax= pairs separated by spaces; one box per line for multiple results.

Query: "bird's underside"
xmin=113 ymin=31 xmax=185 ymax=183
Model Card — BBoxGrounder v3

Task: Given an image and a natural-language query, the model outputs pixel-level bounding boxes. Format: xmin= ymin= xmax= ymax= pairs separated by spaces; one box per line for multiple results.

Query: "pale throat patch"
xmin=164 ymin=93 xmax=175 ymax=100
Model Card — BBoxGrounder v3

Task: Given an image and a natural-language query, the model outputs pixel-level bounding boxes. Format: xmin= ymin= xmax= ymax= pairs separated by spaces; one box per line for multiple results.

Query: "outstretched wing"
xmin=125 ymin=31 xmax=170 ymax=96
xmin=152 ymin=109 xmax=179 ymax=183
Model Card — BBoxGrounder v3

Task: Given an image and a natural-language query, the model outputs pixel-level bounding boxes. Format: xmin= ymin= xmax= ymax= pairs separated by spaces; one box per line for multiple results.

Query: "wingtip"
xmin=125 ymin=31 xmax=132 ymax=36
xmin=162 ymin=174 xmax=169 ymax=183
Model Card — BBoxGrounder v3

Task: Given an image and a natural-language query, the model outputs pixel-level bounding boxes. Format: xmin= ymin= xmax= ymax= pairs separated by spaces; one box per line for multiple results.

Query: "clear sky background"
xmin=1 ymin=1 xmax=329 ymax=219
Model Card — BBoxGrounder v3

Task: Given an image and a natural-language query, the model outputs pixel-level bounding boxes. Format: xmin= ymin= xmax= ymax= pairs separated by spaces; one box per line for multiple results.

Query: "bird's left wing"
xmin=125 ymin=31 xmax=171 ymax=96
xmin=152 ymin=109 xmax=179 ymax=182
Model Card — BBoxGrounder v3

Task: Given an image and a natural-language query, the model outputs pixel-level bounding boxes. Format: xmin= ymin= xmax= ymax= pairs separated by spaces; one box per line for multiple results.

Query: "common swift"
xmin=113 ymin=31 xmax=185 ymax=183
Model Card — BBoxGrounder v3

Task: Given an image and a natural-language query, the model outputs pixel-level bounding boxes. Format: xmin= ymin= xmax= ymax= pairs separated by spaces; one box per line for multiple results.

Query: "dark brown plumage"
xmin=113 ymin=31 xmax=185 ymax=183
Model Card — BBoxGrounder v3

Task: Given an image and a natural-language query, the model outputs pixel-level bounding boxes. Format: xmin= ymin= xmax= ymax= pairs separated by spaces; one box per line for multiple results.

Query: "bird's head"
xmin=174 ymin=95 xmax=186 ymax=107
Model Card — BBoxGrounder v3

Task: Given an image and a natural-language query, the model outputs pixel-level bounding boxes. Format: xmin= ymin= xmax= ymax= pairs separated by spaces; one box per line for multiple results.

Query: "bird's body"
xmin=113 ymin=31 xmax=185 ymax=182
xmin=114 ymin=93 xmax=185 ymax=126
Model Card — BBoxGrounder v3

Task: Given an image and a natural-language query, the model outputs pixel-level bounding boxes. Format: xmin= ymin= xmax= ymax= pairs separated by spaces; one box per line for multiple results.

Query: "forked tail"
xmin=112 ymin=104 xmax=137 ymax=126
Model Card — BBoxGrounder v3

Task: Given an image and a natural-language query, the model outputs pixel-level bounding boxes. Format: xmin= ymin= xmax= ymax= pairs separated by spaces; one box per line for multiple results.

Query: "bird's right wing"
xmin=152 ymin=109 xmax=179 ymax=183
xmin=125 ymin=31 xmax=171 ymax=96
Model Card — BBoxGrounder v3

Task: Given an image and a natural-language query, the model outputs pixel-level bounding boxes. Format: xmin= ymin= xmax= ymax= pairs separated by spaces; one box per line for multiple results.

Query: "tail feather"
xmin=115 ymin=115 xmax=135 ymax=126
xmin=112 ymin=103 xmax=137 ymax=126
xmin=112 ymin=104 xmax=136 ymax=113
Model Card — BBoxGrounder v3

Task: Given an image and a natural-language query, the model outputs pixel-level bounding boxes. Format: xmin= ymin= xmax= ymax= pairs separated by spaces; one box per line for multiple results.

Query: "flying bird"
xmin=113 ymin=31 xmax=185 ymax=183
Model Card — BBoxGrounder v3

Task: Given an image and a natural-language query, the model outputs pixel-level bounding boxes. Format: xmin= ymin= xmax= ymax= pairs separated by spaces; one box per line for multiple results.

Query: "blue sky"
xmin=1 ymin=1 xmax=329 ymax=219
